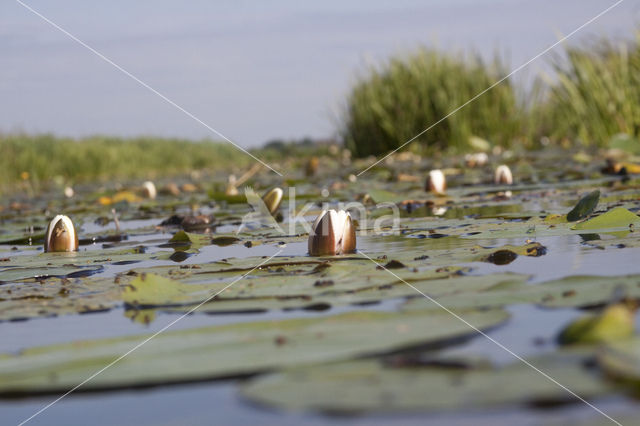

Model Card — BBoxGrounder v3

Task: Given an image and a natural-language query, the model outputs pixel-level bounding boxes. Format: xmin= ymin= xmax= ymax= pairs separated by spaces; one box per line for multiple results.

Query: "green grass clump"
xmin=340 ymin=48 xmax=525 ymax=157
xmin=0 ymin=134 xmax=249 ymax=192
xmin=543 ymin=34 xmax=640 ymax=146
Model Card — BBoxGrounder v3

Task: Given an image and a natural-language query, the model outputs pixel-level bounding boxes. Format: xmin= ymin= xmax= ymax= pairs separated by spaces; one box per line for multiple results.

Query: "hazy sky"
xmin=1 ymin=0 xmax=638 ymax=147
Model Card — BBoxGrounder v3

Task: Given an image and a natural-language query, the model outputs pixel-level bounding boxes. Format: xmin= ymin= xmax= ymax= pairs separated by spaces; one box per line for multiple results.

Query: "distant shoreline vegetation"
xmin=341 ymin=31 xmax=640 ymax=157
xmin=3 ymin=32 xmax=640 ymax=192
xmin=0 ymin=134 xmax=251 ymax=194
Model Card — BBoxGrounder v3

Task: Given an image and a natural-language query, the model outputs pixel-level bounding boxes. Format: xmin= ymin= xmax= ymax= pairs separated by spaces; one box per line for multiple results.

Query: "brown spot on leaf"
xmin=486 ymin=250 xmax=518 ymax=265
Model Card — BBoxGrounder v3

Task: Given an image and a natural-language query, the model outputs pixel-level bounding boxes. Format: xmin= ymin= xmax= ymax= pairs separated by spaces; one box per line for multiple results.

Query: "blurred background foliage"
xmin=341 ymin=31 xmax=640 ymax=157
xmin=2 ymin=31 xmax=640 ymax=192
xmin=542 ymin=33 xmax=640 ymax=146
xmin=0 ymin=134 xmax=250 ymax=193
xmin=340 ymin=49 xmax=524 ymax=157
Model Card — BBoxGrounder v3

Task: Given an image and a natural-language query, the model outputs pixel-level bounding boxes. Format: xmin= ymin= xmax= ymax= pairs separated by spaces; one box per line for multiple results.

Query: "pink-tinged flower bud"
xmin=494 ymin=165 xmax=513 ymax=185
xmin=425 ymin=170 xmax=446 ymax=194
xmin=308 ymin=209 xmax=356 ymax=256
xmin=262 ymin=187 xmax=284 ymax=215
xmin=44 ymin=215 xmax=78 ymax=252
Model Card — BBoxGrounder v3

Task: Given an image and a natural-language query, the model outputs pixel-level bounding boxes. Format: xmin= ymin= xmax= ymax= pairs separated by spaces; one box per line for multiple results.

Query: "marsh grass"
xmin=543 ymin=34 xmax=640 ymax=146
xmin=340 ymin=48 xmax=526 ymax=158
xmin=342 ymin=32 xmax=640 ymax=157
xmin=0 ymin=134 xmax=250 ymax=193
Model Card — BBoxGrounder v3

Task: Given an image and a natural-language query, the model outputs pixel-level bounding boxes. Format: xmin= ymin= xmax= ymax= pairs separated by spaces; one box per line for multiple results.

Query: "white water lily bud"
xmin=63 ymin=186 xmax=74 ymax=198
xmin=308 ymin=209 xmax=356 ymax=256
xmin=262 ymin=187 xmax=284 ymax=215
xmin=142 ymin=181 xmax=157 ymax=199
xmin=494 ymin=165 xmax=513 ymax=185
xmin=44 ymin=215 xmax=78 ymax=252
xmin=425 ymin=169 xmax=446 ymax=195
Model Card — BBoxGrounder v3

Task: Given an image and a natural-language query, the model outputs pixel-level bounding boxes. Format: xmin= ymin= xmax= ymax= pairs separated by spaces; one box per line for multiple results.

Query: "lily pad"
xmin=241 ymin=350 xmax=612 ymax=413
xmin=0 ymin=307 xmax=509 ymax=395
xmin=572 ymin=207 xmax=640 ymax=231
xmin=152 ymin=272 xmax=527 ymax=315
xmin=0 ymin=247 xmax=157 ymax=282
xmin=597 ymin=338 xmax=640 ymax=390
xmin=558 ymin=304 xmax=635 ymax=345
xmin=566 ymin=190 xmax=600 ymax=222
xmin=168 ymin=230 xmax=212 ymax=250
xmin=0 ymin=277 xmax=120 ymax=322
xmin=405 ymin=274 xmax=640 ymax=310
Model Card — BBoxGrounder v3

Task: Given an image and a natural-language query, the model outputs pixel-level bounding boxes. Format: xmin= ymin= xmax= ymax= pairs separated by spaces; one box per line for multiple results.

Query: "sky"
xmin=1 ymin=0 xmax=639 ymax=148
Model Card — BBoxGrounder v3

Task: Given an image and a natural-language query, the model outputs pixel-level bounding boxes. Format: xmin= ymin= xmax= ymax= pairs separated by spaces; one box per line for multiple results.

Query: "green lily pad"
xmin=0 ymin=265 xmax=104 ymax=282
xmin=572 ymin=207 xmax=640 ymax=231
xmin=0 ymin=307 xmax=509 ymax=395
xmin=597 ymin=337 xmax=640 ymax=391
xmin=241 ymin=350 xmax=612 ymax=413
xmin=0 ymin=277 xmax=120 ymax=322
xmin=0 ymin=247 xmax=157 ymax=282
xmin=567 ymin=190 xmax=600 ymax=222
xmin=168 ymin=230 xmax=211 ymax=250
xmin=558 ymin=304 xmax=635 ymax=345
xmin=405 ymin=274 xmax=640 ymax=310
xmin=146 ymin=272 xmax=527 ymax=315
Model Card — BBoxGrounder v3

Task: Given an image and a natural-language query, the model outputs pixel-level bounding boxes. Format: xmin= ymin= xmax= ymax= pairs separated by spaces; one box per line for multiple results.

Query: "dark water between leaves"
xmin=2 ymin=226 xmax=640 ymax=425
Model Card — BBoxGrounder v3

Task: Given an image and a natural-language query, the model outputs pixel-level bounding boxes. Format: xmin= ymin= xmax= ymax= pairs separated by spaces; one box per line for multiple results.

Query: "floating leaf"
xmin=241 ymin=350 xmax=612 ymax=413
xmin=0 ymin=277 xmax=120 ymax=322
xmin=158 ymin=272 xmax=526 ymax=315
xmin=168 ymin=230 xmax=211 ymax=250
xmin=121 ymin=273 xmax=210 ymax=308
xmin=0 ymin=247 xmax=155 ymax=282
xmin=566 ymin=190 xmax=600 ymax=222
xmin=558 ymin=304 xmax=635 ymax=345
xmin=0 ymin=308 xmax=509 ymax=395
xmin=598 ymin=337 xmax=640 ymax=390
xmin=211 ymin=235 xmax=241 ymax=246
xmin=572 ymin=207 xmax=640 ymax=231
xmin=404 ymin=274 xmax=640 ymax=310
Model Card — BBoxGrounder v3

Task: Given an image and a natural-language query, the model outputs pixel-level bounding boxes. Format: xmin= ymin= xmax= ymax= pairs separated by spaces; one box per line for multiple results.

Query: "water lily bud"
xmin=44 ymin=215 xmax=78 ymax=252
xmin=308 ymin=209 xmax=356 ymax=256
xmin=63 ymin=186 xmax=74 ymax=198
xmin=425 ymin=170 xmax=446 ymax=194
xmin=494 ymin=165 xmax=513 ymax=185
xmin=142 ymin=181 xmax=157 ymax=199
xmin=262 ymin=187 xmax=284 ymax=215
